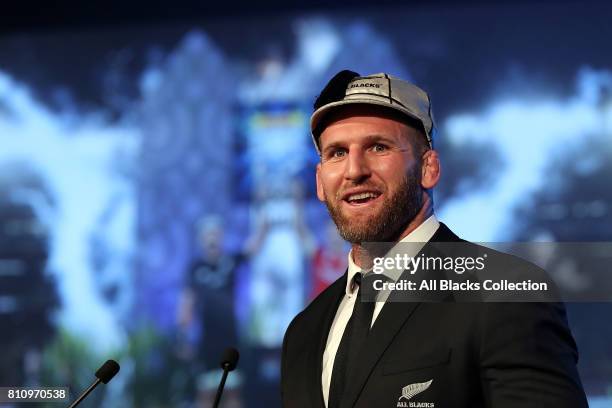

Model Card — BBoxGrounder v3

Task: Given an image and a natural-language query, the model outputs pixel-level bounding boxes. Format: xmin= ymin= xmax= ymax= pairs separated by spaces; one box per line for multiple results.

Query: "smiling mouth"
xmin=344 ymin=192 xmax=381 ymax=205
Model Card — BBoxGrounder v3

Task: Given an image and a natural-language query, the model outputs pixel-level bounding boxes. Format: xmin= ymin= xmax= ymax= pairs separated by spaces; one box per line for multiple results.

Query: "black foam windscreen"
xmin=95 ymin=360 xmax=120 ymax=384
xmin=313 ymin=69 xmax=360 ymax=111
xmin=220 ymin=347 xmax=240 ymax=371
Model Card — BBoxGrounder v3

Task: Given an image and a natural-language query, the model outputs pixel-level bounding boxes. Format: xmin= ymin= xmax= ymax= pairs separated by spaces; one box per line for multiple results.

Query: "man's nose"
xmin=344 ymin=149 xmax=371 ymax=182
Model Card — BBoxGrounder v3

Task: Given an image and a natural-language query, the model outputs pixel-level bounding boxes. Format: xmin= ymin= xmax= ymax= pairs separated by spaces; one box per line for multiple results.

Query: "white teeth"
xmin=347 ymin=192 xmax=378 ymax=202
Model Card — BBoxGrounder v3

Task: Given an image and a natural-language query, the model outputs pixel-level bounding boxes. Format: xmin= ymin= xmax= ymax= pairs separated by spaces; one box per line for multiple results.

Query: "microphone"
xmin=212 ymin=347 xmax=239 ymax=408
xmin=67 ymin=360 xmax=120 ymax=408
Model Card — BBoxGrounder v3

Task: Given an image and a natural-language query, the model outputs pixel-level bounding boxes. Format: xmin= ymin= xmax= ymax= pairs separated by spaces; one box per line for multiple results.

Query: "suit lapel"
xmin=340 ymin=298 xmax=420 ymax=408
xmin=308 ymin=271 xmax=347 ymax=408
xmin=340 ymin=222 xmax=461 ymax=408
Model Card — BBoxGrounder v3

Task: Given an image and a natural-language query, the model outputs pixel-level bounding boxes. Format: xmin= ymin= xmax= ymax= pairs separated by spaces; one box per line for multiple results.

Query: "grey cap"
xmin=310 ymin=72 xmax=435 ymax=154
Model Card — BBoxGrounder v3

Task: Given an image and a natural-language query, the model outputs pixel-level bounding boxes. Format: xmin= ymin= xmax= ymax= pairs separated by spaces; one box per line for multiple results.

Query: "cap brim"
xmin=310 ymin=98 xmax=425 ymax=153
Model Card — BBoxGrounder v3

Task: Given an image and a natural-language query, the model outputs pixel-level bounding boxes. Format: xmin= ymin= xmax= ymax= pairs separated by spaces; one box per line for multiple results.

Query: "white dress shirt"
xmin=321 ymin=215 xmax=440 ymax=407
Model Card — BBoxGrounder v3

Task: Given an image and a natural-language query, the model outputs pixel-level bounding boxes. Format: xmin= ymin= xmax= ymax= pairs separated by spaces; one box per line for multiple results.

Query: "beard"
xmin=324 ymin=169 xmax=423 ymax=244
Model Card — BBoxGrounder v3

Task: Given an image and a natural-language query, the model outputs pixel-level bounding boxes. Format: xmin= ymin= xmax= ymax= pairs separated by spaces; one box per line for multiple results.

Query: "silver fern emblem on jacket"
xmin=400 ymin=379 xmax=433 ymax=400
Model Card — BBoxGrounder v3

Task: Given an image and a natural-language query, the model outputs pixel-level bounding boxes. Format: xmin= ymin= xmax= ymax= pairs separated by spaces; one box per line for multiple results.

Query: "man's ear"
xmin=316 ymin=163 xmax=326 ymax=202
xmin=421 ymin=149 xmax=441 ymax=189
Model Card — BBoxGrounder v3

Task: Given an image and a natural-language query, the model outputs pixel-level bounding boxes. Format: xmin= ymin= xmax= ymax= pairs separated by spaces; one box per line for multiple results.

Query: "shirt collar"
xmin=345 ymin=214 xmax=440 ymax=295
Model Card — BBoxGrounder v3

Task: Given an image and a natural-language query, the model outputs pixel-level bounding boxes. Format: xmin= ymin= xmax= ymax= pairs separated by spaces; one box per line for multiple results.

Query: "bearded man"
xmin=280 ymin=71 xmax=587 ymax=408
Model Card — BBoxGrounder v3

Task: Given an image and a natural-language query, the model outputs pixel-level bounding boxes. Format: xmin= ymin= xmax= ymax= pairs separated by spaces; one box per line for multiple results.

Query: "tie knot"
xmin=362 ymin=272 xmax=393 ymax=301
xmin=350 ymin=272 xmax=362 ymax=292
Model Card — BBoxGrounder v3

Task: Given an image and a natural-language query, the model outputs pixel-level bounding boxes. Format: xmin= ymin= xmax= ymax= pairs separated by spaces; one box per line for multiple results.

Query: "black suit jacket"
xmin=281 ymin=223 xmax=587 ymax=407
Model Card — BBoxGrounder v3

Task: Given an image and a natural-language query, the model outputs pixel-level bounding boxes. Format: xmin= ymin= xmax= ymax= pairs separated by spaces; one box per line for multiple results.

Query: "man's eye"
xmin=372 ymin=144 xmax=387 ymax=152
xmin=331 ymin=149 xmax=347 ymax=158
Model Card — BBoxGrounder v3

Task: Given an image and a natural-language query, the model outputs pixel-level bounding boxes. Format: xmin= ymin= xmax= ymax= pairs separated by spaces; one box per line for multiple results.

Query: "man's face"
xmin=201 ymin=227 xmax=223 ymax=259
xmin=316 ymin=107 xmax=424 ymax=243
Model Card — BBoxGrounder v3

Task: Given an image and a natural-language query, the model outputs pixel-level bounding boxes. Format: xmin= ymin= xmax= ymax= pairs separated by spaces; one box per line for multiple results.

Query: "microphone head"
xmin=95 ymin=360 xmax=120 ymax=384
xmin=220 ymin=347 xmax=239 ymax=371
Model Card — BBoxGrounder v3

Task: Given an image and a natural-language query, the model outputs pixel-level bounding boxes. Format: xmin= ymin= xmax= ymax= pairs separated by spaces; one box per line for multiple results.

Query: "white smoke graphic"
xmin=0 ymin=71 xmax=139 ymax=352
xmin=439 ymin=68 xmax=612 ymax=241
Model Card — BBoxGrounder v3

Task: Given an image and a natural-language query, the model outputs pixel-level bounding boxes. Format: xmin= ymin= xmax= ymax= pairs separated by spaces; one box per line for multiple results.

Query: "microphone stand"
xmin=67 ymin=378 xmax=101 ymax=408
xmin=212 ymin=363 xmax=231 ymax=408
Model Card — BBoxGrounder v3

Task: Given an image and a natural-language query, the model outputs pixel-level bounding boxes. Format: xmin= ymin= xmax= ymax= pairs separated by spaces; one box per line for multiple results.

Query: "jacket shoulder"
xmin=287 ymin=273 xmax=346 ymax=334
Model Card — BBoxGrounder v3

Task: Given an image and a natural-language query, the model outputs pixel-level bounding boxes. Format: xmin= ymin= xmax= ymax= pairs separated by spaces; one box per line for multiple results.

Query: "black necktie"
xmin=328 ymin=272 xmax=376 ymax=408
